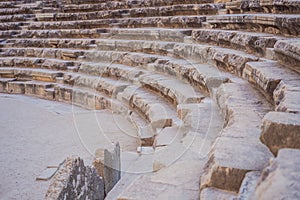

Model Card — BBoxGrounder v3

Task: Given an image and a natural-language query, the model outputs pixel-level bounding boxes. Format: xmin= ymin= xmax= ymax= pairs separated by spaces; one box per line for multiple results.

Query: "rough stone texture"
xmin=274 ymin=39 xmax=300 ymax=73
xmin=192 ymin=29 xmax=282 ymax=56
xmin=1 ymin=0 xmax=300 ymax=199
xmin=200 ymin=187 xmax=237 ymax=200
xmin=200 ymin=83 xmax=273 ymax=192
xmin=45 ymin=156 xmax=105 ymax=200
xmin=206 ymin=14 xmax=300 ymax=36
xmin=260 ymin=112 xmax=300 ymax=155
xmin=213 ymin=82 xmax=271 ymax=139
xmin=200 ymin=137 xmax=273 ymax=192
xmin=254 ymin=148 xmax=300 ymax=199
xmin=93 ymin=143 xmax=121 ymax=195
xmin=238 ymin=171 xmax=261 ymax=200
xmin=243 ymin=61 xmax=300 ymax=113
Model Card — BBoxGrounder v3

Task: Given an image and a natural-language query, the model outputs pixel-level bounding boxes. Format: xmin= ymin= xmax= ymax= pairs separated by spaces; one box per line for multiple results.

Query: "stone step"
xmin=0 ymin=78 xmax=55 ymax=98
xmin=0 ymin=1 xmax=17 ymax=9
xmin=1 ymin=49 xmax=226 ymax=95
xmin=33 ymin=3 xmax=222 ymax=22
xmin=0 ymin=7 xmax=33 ymax=15
xmin=83 ymin=50 xmax=230 ymax=93
xmin=274 ymin=39 xmax=300 ymax=73
xmin=191 ymin=28 xmax=285 ymax=57
xmin=254 ymin=148 xmax=300 ymax=199
xmin=177 ymin=99 xmax=224 ymax=135
xmin=0 ymin=28 xmax=193 ymax=42
xmin=0 ymin=57 xmax=79 ymax=71
xmin=0 ymin=67 xmax=63 ymax=82
xmin=2 ymin=15 xmax=206 ymax=31
xmin=0 ymin=46 xmax=260 ymax=96
xmin=0 ymin=14 xmax=35 ymax=22
xmin=80 ymin=62 xmax=206 ymax=105
xmin=3 ymin=29 xmax=298 ymax=61
xmin=5 ymin=38 xmax=97 ymax=49
xmin=200 ymin=82 xmax=274 ymax=193
xmin=0 ymin=57 xmax=206 ymax=109
xmin=118 ymin=85 xmax=181 ymax=129
xmin=59 ymin=0 xmax=215 ymax=13
xmin=0 ymin=47 xmax=85 ymax=60
xmin=0 ymin=65 xmax=181 ymax=130
xmin=260 ymin=112 xmax=300 ymax=156
xmin=243 ymin=61 xmax=300 ymax=113
xmin=226 ymin=0 xmax=300 ymax=14
xmin=93 ymin=39 xmax=259 ymax=76
xmin=206 ymin=13 xmax=300 ymax=36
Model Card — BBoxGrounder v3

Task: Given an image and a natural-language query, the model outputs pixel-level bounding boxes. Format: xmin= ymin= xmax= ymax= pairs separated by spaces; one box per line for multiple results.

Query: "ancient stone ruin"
xmin=0 ymin=0 xmax=299 ymax=199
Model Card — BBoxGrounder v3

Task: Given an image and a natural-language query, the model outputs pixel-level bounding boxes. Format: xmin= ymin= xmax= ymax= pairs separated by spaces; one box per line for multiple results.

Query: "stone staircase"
xmin=0 ymin=0 xmax=299 ymax=199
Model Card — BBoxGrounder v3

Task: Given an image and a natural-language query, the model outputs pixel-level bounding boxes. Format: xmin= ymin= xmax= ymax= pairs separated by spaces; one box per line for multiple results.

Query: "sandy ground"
xmin=0 ymin=94 xmax=139 ymax=200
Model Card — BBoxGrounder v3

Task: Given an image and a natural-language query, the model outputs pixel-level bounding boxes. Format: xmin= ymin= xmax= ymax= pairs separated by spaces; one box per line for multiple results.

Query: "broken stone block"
xmin=45 ymin=156 xmax=104 ymax=200
xmin=200 ymin=137 xmax=273 ymax=192
xmin=93 ymin=143 xmax=121 ymax=195
xmin=138 ymin=125 xmax=156 ymax=146
xmin=254 ymin=148 xmax=300 ymax=199
xmin=260 ymin=111 xmax=300 ymax=156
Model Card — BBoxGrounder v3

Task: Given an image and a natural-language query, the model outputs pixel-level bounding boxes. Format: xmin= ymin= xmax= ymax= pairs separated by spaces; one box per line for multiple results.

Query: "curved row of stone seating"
xmin=0 ymin=27 xmax=296 ymax=60
xmin=1 ymin=29 xmax=298 ymax=112
xmin=5 ymin=0 xmax=299 ymax=15
xmin=0 ymin=50 xmax=207 ymax=145
xmin=0 ymin=0 xmax=216 ymax=15
xmin=226 ymin=0 xmax=300 ymax=14
xmin=0 ymin=4 xmax=222 ymax=22
xmin=1 ymin=36 xmax=299 ymax=115
xmin=1 ymin=37 xmax=296 ymax=198
xmin=1 ymin=34 xmax=298 ymax=141
xmin=0 ymin=0 xmax=299 ymax=199
xmin=1 ymin=14 xmax=299 ymax=37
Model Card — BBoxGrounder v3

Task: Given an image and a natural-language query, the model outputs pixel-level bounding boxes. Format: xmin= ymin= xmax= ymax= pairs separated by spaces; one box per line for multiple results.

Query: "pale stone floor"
xmin=0 ymin=94 xmax=139 ymax=200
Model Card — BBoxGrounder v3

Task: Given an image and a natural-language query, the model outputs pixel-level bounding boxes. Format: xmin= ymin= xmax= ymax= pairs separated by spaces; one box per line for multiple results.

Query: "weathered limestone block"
xmin=243 ymin=61 xmax=283 ymax=101
xmin=0 ymin=78 xmax=15 ymax=93
xmin=243 ymin=61 xmax=300 ymax=112
xmin=54 ymin=85 xmax=73 ymax=103
xmin=42 ymin=59 xmax=75 ymax=71
xmin=260 ymin=112 xmax=300 ymax=155
xmin=138 ymin=125 xmax=156 ymax=146
xmin=254 ymin=148 xmax=300 ymax=199
xmin=211 ymin=47 xmax=259 ymax=76
xmin=140 ymin=73 xmax=204 ymax=105
xmin=106 ymin=28 xmax=191 ymax=42
xmin=200 ymin=187 xmax=237 ymax=200
xmin=24 ymin=81 xmax=54 ymax=98
xmin=238 ymin=171 xmax=261 ymax=200
xmin=200 ymin=137 xmax=273 ymax=192
xmin=93 ymin=143 xmax=121 ymax=195
xmin=7 ymin=81 xmax=26 ymax=94
xmin=274 ymin=39 xmax=300 ymax=73
xmin=273 ymin=79 xmax=300 ymax=113
xmin=71 ymin=88 xmax=109 ymax=110
xmin=192 ymin=29 xmax=278 ymax=56
xmin=206 ymin=14 xmax=300 ymax=36
xmin=213 ymin=83 xmax=271 ymax=139
xmin=201 ymin=82 xmax=273 ymax=192
xmin=45 ymin=156 xmax=104 ymax=200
